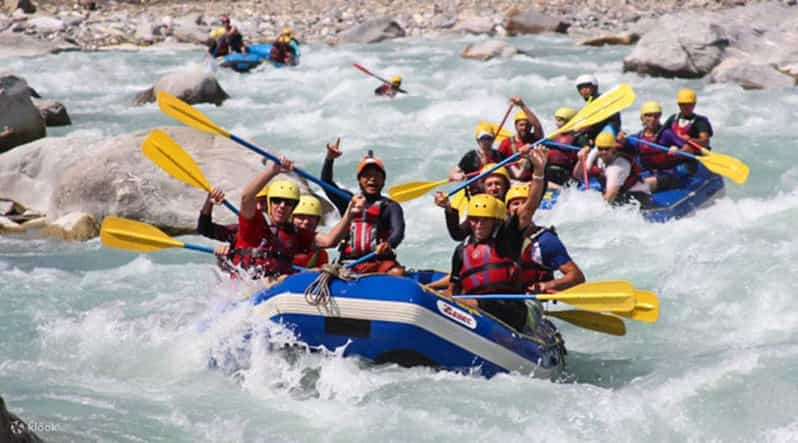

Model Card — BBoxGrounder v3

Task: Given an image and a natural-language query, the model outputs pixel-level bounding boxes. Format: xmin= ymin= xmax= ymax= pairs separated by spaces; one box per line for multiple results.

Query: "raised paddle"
xmin=452 ymin=280 xmax=636 ymax=313
xmin=142 ymin=129 xmax=240 ymax=215
xmin=101 ymin=216 xmax=215 ymax=254
xmin=352 ymin=63 xmax=408 ymax=93
xmin=617 ymin=289 xmax=659 ymax=323
xmin=156 ymin=91 xmax=352 ymax=202
xmin=477 ymin=120 xmax=514 ymax=143
xmin=627 ymin=136 xmax=749 ymax=185
xmin=388 ymin=170 xmax=483 ymax=203
xmin=449 ymin=83 xmax=636 ymax=197
xmin=545 ymin=310 xmax=626 ymax=336
xmin=488 ymin=103 xmax=515 ymax=149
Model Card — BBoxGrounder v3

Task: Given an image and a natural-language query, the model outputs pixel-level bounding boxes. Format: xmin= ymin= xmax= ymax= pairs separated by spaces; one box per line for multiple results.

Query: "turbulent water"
xmin=2 ymin=35 xmax=798 ymax=442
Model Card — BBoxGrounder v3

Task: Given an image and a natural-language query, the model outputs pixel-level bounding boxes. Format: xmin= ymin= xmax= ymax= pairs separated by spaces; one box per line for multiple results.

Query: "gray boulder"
xmin=578 ymin=32 xmax=639 ymax=47
xmin=709 ymin=58 xmax=796 ymax=89
xmin=32 ymin=98 xmax=71 ymax=126
xmin=169 ymin=14 xmax=210 ymax=44
xmin=2 ymin=0 xmax=35 ymax=14
xmin=461 ymin=39 xmax=519 ymax=61
xmin=0 ymin=33 xmax=78 ymax=58
xmin=1 ymin=396 xmax=44 ymax=443
xmin=0 ymin=126 xmax=334 ymax=237
xmin=27 ymin=15 xmax=64 ymax=33
xmin=134 ymin=69 xmax=229 ymax=106
xmin=336 ymin=17 xmax=406 ymax=44
xmin=0 ymin=74 xmax=45 ymax=154
xmin=505 ymin=7 xmax=569 ymax=35
xmin=453 ymin=14 xmax=495 ymax=35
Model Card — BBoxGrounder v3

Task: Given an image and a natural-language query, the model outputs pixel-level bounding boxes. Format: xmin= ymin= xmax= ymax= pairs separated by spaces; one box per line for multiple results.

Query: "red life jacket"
xmin=589 ymin=152 xmax=643 ymax=194
xmin=635 ymin=129 xmax=684 ymax=170
xmin=459 ymin=242 xmax=519 ymax=294
xmin=344 ymin=200 xmax=390 ymax=258
xmin=548 ymin=133 xmax=578 ymax=170
xmin=293 ymin=229 xmax=329 ymax=268
xmin=519 ymin=226 xmax=556 ymax=287
xmin=230 ymin=222 xmax=298 ymax=278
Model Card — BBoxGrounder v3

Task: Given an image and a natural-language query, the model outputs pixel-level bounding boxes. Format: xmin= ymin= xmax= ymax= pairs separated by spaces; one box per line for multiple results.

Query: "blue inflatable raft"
xmin=220 ymin=42 xmax=301 ymax=73
xmin=247 ymin=270 xmax=566 ymax=378
xmin=539 ymin=163 xmax=725 ymax=222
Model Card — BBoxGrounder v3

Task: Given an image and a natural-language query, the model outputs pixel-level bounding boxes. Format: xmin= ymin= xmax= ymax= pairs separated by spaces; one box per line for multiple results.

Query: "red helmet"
xmin=356 ymin=150 xmax=386 ymax=177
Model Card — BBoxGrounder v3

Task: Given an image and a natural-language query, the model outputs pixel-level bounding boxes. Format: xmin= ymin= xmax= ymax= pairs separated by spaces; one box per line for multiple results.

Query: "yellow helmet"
xmin=209 ymin=27 xmax=226 ymax=39
xmin=474 ymin=122 xmax=495 ymax=140
xmin=595 ymin=132 xmax=617 ymax=149
xmin=391 ymin=75 xmax=402 ymax=85
xmin=505 ymin=184 xmax=530 ymax=204
xmin=281 ymin=27 xmax=294 ymax=37
xmin=293 ymin=195 xmax=322 ymax=217
xmin=467 ymin=194 xmax=506 ymax=220
xmin=554 ymin=107 xmax=577 ymax=121
xmin=640 ymin=101 xmax=662 ymax=116
xmin=256 ymin=183 xmax=270 ymax=199
xmin=266 ymin=180 xmax=300 ymax=207
xmin=479 ymin=163 xmax=511 ymax=183
xmin=676 ymin=88 xmax=697 ymax=104
xmin=514 ymin=109 xmax=530 ymax=122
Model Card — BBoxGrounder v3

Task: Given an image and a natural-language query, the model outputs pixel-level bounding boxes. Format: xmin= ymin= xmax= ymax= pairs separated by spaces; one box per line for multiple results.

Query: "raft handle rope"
xmin=303 ymin=247 xmax=376 ymax=306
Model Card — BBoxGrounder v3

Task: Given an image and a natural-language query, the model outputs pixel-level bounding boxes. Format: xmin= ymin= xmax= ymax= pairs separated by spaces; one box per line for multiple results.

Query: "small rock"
xmin=454 ymin=14 xmax=495 ymax=35
xmin=2 ymin=0 xmax=35 ymax=14
xmin=31 ymin=98 xmax=71 ymax=126
xmin=462 ymin=39 xmax=519 ymax=61
xmin=578 ymin=32 xmax=640 ymax=46
xmin=45 ymin=212 xmax=99 ymax=241
xmin=133 ymin=69 xmax=229 ymax=106
xmin=335 ymin=17 xmax=406 ymax=44
xmin=0 ymin=74 xmax=46 ymax=154
xmin=27 ymin=15 xmax=65 ymax=33
xmin=505 ymin=7 xmax=570 ymax=35
xmin=709 ymin=58 xmax=795 ymax=89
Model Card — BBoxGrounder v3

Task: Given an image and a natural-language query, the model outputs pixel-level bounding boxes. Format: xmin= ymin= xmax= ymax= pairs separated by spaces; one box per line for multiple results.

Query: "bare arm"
xmin=517 ymin=147 xmax=549 ymax=231
xmin=314 ymin=196 xmax=363 ymax=247
xmin=240 ymin=158 xmax=290 ymax=219
xmin=537 ymin=261 xmax=585 ymax=293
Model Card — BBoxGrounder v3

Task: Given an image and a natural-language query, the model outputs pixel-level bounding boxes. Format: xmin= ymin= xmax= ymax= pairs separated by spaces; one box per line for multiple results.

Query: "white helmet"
xmin=575 ymin=74 xmax=598 ymax=88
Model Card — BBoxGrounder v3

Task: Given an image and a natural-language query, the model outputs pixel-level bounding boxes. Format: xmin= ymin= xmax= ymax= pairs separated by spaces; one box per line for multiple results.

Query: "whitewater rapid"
xmin=2 ymin=35 xmax=798 ymax=442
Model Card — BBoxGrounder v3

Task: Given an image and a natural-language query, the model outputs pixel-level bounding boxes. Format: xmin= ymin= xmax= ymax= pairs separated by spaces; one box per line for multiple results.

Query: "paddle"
xmin=478 ymin=120 xmax=514 ymax=143
xmin=157 ymin=91 xmax=352 ymax=202
xmin=344 ymin=251 xmax=378 ymax=269
xmin=545 ymin=310 xmax=626 ymax=336
xmin=142 ymin=129 xmax=239 ymax=215
xmin=101 ymin=216 xmax=215 ymax=254
xmin=452 ymin=280 xmax=636 ymax=313
xmin=627 ymin=136 xmax=749 ymax=184
xmin=388 ymin=170 xmax=483 ymax=203
xmin=617 ymin=289 xmax=659 ymax=323
xmin=489 ymin=104 xmax=514 ymax=149
xmin=352 ymin=63 xmax=408 ymax=93
xmin=449 ymin=83 xmax=636 ymax=197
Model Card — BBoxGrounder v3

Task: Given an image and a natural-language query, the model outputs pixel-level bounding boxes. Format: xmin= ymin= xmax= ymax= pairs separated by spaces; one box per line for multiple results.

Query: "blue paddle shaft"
xmin=183 ymin=243 xmax=216 ymax=254
xmin=452 ymin=294 xmax=539 ymax=300
xmin=229 ymin=134 xmax=352 ymax=201
xmin=542 ymin=140 xmax=581 ymax=152
xmin=627 ymin=136 xmax=698 ymax=160
xmin=222 ymin=199 xmax=240 ymax=216
xmin=345 ymin=251 xmax=378 ymax=269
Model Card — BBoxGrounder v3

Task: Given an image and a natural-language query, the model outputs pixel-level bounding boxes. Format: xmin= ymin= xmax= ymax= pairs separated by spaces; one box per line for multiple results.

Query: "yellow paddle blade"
xmin=476 ymin=120 xmax=514 ymax=143
xmin=100 ymin=216 xmax=184 ymax=253
xmin=545 ymin=310 xmax=626 ymax=336
xmin=549 ymin=83 xmax=636 ymax=139
xmin=157 ymin=91 xmax=230 ymax=137
xmin=388 ymin=178 xmax=449 ymax=203
xmin=617 ymin=290 xmax=659 ymax=323
xmin=698 ymin=148 xmax=750 ymax=185
xmin=450 ymin=188 xmax=468 ymax=218
xmin=536 ymin=280 xmax=635 ymax=313
xmin=142 ymin=130 xmax=212 ymax=192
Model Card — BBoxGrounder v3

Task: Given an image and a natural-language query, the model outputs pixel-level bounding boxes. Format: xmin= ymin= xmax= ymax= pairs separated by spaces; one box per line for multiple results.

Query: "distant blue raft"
xmin=247 ymin=270 xmax=566 ymax=379
xmin=220 ymin=42 xmax=301 ymax=73
xmin=538 ymin=163 xmax=725 ymax=222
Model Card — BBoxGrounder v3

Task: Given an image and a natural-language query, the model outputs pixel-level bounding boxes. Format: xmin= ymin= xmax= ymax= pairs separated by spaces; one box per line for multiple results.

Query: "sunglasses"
xmin=596 ymin=147 xmax=613 ymax=152
xmin=271 ymin=197 xmax=298 ymax=207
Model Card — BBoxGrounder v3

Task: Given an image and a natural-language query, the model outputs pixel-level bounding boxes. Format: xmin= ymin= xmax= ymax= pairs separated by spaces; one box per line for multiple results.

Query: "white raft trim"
xmin=253 ymin=293 xmax=553 ymax=376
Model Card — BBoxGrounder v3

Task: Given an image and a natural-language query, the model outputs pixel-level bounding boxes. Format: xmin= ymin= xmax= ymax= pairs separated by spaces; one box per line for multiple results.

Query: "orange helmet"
xmin=356 ymin=150 xmax=386 ymax=177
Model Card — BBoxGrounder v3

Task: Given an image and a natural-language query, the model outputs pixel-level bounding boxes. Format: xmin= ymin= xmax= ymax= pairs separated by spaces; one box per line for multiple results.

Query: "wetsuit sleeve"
xmin=384 ymin=200 xmax=405 ymax=248
xmin=692 ymin=116 xmax=713 ymax=138
xmin=538 ymin=232 xmax=572 ymax=270
xmin=449 ymin=244 xmax=465 ymax=289
xmin=458 ymin=151 xmax=477 ymax=174
xmin=496 ymin=215 xmax=524 ymax=259
xmin=445 ymin=208 xmax=468 ymax=241
xmin=321 ymin=157 xmax=352 ymax=216
xmin=197 ymin=213 xmax=237 ymax=244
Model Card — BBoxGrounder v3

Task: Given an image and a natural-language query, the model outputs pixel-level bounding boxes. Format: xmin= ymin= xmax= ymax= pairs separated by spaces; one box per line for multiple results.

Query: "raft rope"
xmin=303 ymin=263 xmax=353 ymax=306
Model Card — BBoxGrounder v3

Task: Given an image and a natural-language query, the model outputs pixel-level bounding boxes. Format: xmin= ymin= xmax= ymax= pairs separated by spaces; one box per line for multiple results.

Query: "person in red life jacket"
xmin=498 ymin=96 xmax=544 ymax=180
xmin=448 ymin=187 xmax=539 ymax=332
xmin=504 ymin=184 xmax=585 ymax=293
xmin=374 ymin=76 xmax=402 ymax=98
xmin=575 ymin=132 xmax=652 ymax=207
xmin=435 ymin=146 xmax=548 ymax=242
xmin=619 ymin=101 xmax=694 ymax=192
xmin=320 ymin=142 xmax=406 ymax=275
xmin=663 ymin=88 xmax=713 ymax=151
xmin=545 ymin=107 xmax=582 ymax=187
xmin=449 ymin=122 xmax=508 ymax=182
xmin=208 ymin=15 xmax=246 ymax=57
xmin=197 ymin=187 xmax=240 ymax=246
xmin=575 ymin=74 xmax=621 ymax=141
xmin=216 ymin=157 xmax=362 ymax=279
xmin=478 ymin=163 xmax=511 ymax=202
xmin=269 ymin=28 xmax=299 ymax=65
xmin=291 ymin=195 xmax=330 ymax=268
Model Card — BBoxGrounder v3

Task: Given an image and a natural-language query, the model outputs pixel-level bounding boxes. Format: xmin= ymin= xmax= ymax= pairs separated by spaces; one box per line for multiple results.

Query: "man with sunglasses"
xmin=449 ymin=122 xmax=507 ymax=182
xmin=575 ymin=132 xmax=651 ymax=207
xmin=215 ymin=157 xmax=362 ymax=280
xmin=321 ymin=143 xmax=406 ymax=275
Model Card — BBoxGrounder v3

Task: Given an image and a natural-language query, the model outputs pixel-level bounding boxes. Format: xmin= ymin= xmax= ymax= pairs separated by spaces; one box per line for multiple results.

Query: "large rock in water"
xmin=1 ymin=396 xmax=44 ymax=443
xmin=0 ymin=75 xmax=46 ymax=154
xmin=335 ymin=18 xmax=406 ymax=44
xmin=504 ymin=7 xmax=569 ymax=35
xmin=0 ymin=126 xmax=332 ymax=236
xmin=708 ymin=58 xmax=796 ymax=90
xmin=32 ymin=98 xmax=71 ymax=126
xmin=462 ymin=39 xmax=519 ymax=61
xmin=134 ymin=69 xmax=229 ymax=106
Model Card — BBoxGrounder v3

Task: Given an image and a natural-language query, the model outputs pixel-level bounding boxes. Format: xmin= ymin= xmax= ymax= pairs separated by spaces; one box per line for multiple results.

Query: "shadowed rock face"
xmin=335 ymin=17 xmax=406 ymax=44
xmin=0 ymin=75 xmax=46 ymax=154
xmin=1 ymin=396 xmax=45 ymax=443
xmin=623 ymin=1 xmax=798 ymax=89
xmin=134 ymin=70 xmax=229 ymax=106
